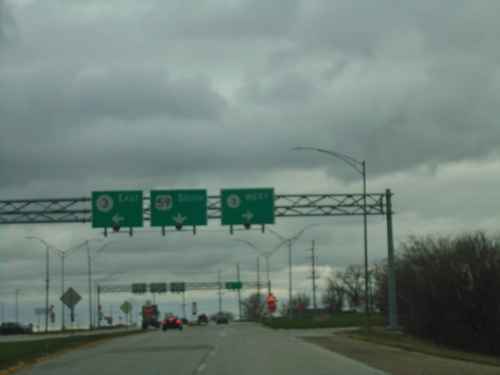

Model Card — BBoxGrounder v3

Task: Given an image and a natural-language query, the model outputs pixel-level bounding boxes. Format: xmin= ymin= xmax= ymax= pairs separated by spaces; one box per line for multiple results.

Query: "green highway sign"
xmin=221 ymin=188 xmax=275 ymax=225
xmin=150 ymin=190 xmax=207 ymax=227
xmin=225 ymin=281 xmax=242 ymax=290
xmin=92 ymin=190 xmax=143 ymax=228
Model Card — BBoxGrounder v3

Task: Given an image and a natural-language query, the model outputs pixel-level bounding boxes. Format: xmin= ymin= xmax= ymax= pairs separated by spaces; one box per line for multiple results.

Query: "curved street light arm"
xmin=235 ymin=239 xmax=267 ymax=257
xmin=269 ymin=240 xmax=287 ymax=257
xmin=235 ymin=238 xmax=286 ymax=258
xmin=266 ymin=227 xmax=288 ymax=243
xmin=267 ymin=224 xmax=319 ymax=245
xmin=67 ymin=240 xmax=96 ymax=258
xmin=26 ymin=236 xmax=64 ymax=257
xmin=291 ymin=147 xmax=364 ymax=176
xmin=90 ymin=241 xmax=117 ymax=262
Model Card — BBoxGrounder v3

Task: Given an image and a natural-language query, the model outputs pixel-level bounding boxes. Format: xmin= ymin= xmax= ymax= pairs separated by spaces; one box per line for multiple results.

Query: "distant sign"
xmin=92 ymin=190 xmax=143 ymax=229
xmin=221 ymin=188 xmax=275 ymax=225
xmin=131 ymin=283 xmax=147 ymax=294
xmin=150 ymin=282 xmax=167 ymax=293
xmin=35 ymin=308 xmax=48 ymax=315
xmin=225 ymin=281 xmax=242 ymax=290
xmin=150 ymin=190 xmax=207 ymax=227
xmin=170 ymin=282 xmax=186 ymax=293
xmin=120 ymin=301 xmax=133 ymax=314
xmin=60 ymin=287 xmax=82 ymax=309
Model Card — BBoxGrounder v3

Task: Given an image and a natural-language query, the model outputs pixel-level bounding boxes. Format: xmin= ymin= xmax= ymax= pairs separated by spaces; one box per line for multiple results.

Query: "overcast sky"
xmin=1 ymin=0 xmax=499 ymax=327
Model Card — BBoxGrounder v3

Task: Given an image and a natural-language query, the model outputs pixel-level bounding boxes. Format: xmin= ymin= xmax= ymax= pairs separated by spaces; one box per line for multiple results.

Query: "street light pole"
xmin=95 ymin=272 xmax=122 ymax=328
xmin=15 ymin=289 xmax=20 ymax=322
xmin=26 ymin=237 xmax=90 ymax=331
xmin=86 ymin=240 xmax=115 ymax=329
xmin=267 ymin=224 xmax=318 ymax=322
xmin=292 ymin=146 xmax=370 ymax=328
xmin=235 ymin=239 xmax=286 ymax=296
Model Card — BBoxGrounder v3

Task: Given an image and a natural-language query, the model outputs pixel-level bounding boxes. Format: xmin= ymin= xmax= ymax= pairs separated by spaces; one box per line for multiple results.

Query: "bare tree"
xmin=279 ymin=292 xmax=311 ymax=314
xmin=242 ymin=292 xmax=267 ymax=319
xmin=337 ymin=264 xmax=364 ymax=310
xmin=321 ymin=275 xmax=345 ymax=313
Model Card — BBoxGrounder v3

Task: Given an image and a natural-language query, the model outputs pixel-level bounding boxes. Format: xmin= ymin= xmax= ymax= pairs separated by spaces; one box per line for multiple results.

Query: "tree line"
xmin=242 ymin=231 xmax=500 ymax=356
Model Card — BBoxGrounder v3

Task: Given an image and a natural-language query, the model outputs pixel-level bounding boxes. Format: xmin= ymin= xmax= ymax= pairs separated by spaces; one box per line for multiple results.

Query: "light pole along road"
xmin=26 ymin=237 xmax=92 ymax=330
xmin=267 ymin=224 xmax=318 ymax=322
xmin=235 ymin=239 xmax=286 ymax=295
xmin=87 ymin=240 xmax=116 ymax=329
xmin=292 ymin=146 xmax=370 ymax=328
xmin=95 ymin=272 xmax=122 ymax=328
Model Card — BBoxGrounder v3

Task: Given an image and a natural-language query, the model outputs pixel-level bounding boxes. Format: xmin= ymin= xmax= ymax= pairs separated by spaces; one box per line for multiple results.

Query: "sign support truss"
xmin=98 ymin=282 xmax=267 ymax=293
xmin=0 ymin=193 xmax=388 ymax=224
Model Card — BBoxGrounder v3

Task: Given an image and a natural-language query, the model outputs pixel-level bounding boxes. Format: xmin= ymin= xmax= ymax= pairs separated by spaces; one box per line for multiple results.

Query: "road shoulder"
xmin=302 ymin=334 xmax=500 ymax=375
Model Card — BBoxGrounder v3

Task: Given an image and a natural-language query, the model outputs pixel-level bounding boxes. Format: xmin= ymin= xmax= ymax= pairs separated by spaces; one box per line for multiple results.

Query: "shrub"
xmin=396 ymin=232 xmax=500 ymax=356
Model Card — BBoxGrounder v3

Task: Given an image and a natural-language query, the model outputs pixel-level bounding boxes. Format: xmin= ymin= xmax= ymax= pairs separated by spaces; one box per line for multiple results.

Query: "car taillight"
xmin=169 ymin=318 xmax=174 ymax=322
xmin=162 ymin=320 xmax=167 ymax=324
xmin=176 ymin=320 xmax=180 ymax=324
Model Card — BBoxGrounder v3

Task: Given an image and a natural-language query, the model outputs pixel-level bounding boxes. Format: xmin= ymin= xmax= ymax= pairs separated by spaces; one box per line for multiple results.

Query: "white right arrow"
xmin=242 ymin=211 xmax=253 ymax=221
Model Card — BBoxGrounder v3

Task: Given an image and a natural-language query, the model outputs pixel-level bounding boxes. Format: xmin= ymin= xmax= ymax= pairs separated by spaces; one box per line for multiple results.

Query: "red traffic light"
xmin=267 ymin=293 xmax=277 ymax=313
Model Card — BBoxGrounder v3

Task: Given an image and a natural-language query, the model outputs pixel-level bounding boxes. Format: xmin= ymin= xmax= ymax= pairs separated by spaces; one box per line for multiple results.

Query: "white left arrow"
xmin=112 ymin=214 xmax=124 ymax=225
xmin=242 ymin=211 xmax=253 ymax=221
xmin=172 ymin=213 xmax=187 ymax=224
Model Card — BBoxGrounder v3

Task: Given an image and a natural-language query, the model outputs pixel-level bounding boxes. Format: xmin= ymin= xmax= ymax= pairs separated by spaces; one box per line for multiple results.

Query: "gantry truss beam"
xmin=0 ymin=193 xmax=388 ymax=225
xmin=98 ymin=282 xmax=267 ymax=293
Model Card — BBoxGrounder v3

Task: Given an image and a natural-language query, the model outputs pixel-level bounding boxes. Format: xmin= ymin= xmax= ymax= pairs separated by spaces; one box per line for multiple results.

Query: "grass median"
xmin=0 ymin=330 xmax=145 ymax=371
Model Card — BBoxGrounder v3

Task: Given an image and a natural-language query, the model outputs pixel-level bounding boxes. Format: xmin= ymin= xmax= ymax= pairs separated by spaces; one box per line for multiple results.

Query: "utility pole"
xmin=237 ymin=263 xmax=242 ymax=321
xmin=15 ymin=289 xmax=20 ymax=322
xmin=306 ymin=240 xmax=320 ymax=311
xmin=45 ymin=246 xmax=49 ymax=332
xmin=218 ymin=270 xmax=222 ymax=313
xmin=256 ymin=257 xmax=261 ymax=316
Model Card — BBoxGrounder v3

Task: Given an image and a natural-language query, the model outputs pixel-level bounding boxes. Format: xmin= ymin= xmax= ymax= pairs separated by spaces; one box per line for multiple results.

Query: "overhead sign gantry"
xmin=0 ymin=189 xmax=397 ymax=330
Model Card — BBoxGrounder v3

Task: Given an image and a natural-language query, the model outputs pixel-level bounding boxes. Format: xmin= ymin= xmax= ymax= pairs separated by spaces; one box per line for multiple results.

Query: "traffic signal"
xmin=267 ymin=293 xmax=277 ymax=313
xmin=48 ymin=305 xmax=55 ymax=323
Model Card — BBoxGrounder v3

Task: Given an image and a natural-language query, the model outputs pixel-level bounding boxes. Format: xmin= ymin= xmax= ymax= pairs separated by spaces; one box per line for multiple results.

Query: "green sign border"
xmin=221 ymin=188 xmax=275 ymax=225
xmin=92 ymin=190 xmax=143 ymax=228
xmin=150 ymin=189 xmax=207 ymax=227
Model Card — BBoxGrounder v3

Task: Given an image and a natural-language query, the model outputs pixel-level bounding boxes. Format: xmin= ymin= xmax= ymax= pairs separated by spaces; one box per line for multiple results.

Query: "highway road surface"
xmin=14 ymin=322 xmax=388 ymax=375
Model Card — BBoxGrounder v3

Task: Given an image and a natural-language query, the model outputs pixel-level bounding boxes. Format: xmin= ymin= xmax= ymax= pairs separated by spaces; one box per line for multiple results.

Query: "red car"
xmin=162 ymin=316 xmax=182 ymax=331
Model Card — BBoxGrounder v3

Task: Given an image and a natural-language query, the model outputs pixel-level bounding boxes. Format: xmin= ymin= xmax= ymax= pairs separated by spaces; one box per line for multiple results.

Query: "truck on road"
xmin=141 ymin=304 xmax=160 ymax=329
